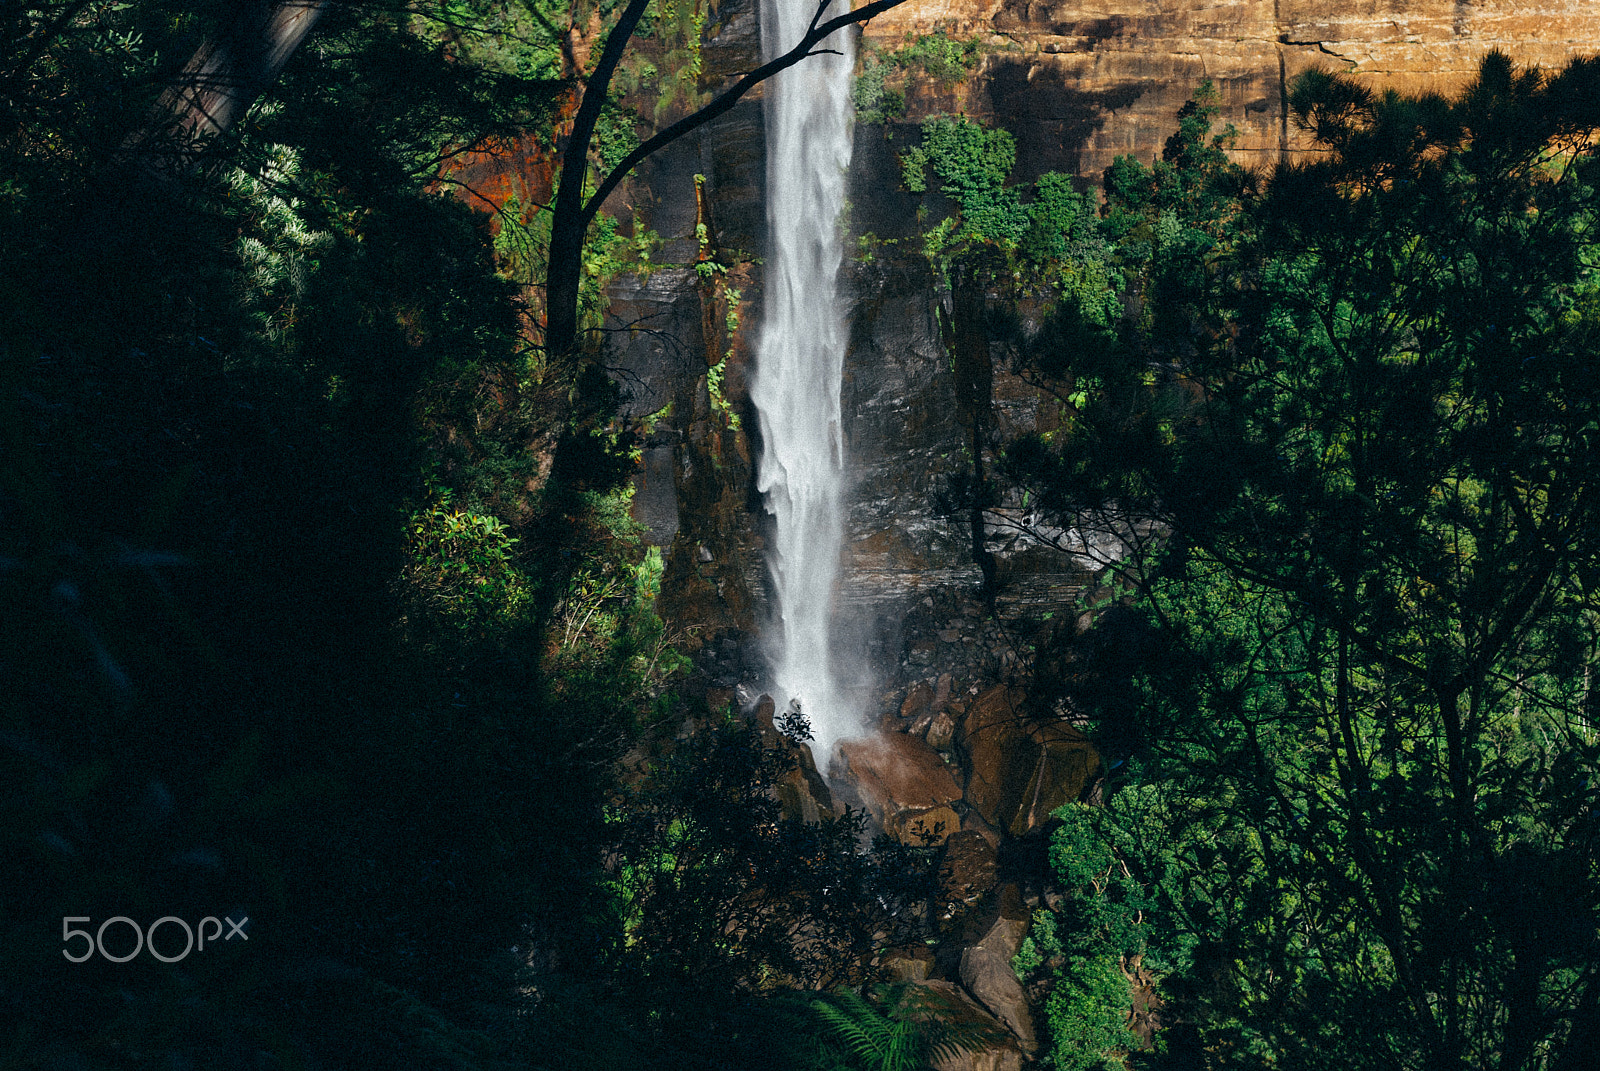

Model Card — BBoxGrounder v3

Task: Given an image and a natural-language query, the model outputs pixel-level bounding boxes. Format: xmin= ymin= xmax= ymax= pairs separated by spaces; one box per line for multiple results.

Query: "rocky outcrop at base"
xmin=958 ymin=685 xmax=1097 ymax=839
xmin=836 ymin=732 xmax=965 ymax=845
xmin=959 ymin=897 xmax=1037 ymax=1052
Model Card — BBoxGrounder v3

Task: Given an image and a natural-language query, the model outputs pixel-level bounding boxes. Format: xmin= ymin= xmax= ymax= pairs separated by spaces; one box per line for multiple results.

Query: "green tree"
xmin=1011 ymin=53 xmax=1600 ymax=1069
xmin=1013 ymin=802 xmax=1160 ymax=1070
xmin=0 ymin=3 xmax=698 ymax=1065
xmin=603 ymin=713 xmax=934 ymax=1013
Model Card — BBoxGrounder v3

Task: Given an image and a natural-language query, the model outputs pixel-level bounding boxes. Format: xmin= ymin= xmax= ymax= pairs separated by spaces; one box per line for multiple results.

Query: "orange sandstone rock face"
xmin=862 ymin=0 xmax=1600 ymax=178
xmin=837 ymin=733 xmax=965 ymax=843
xmin=956 ymin=685 xmax=1099 ymax=837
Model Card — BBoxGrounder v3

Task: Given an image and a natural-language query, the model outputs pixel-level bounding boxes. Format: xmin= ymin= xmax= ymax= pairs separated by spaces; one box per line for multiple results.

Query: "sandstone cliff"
xmin=864 ymin=0 xmax=1600 ymax=178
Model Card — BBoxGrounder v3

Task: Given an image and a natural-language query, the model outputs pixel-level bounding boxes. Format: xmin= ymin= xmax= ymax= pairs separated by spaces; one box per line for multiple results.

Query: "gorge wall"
xmin=615 ymin=0 xmax=1600 ymax=674
xmin=866 ymin=0 xmax=1600 ymax=179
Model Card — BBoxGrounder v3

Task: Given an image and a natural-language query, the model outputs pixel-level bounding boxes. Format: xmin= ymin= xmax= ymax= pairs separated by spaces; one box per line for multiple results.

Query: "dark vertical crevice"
xmin=940 ymin=257 xmax=998 ymax=605
xmin=1278 ymin=45 xmax=1290 ymax=160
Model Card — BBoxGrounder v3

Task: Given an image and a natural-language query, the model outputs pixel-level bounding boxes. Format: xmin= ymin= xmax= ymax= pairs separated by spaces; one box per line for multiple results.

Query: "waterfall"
xmin=750 ymin=0 xmax=857 ymax=761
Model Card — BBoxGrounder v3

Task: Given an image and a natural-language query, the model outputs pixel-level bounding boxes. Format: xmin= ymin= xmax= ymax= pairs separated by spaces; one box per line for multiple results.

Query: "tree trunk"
xmin=143 ymin=1 xmax=328 ymax=168
xmin=543 ymin=0 xmax=655 ymax=366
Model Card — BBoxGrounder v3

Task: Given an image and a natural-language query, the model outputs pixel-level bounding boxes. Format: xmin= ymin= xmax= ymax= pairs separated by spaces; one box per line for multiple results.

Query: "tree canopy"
xmin=1003 ymin=52 xmax=1600 ymax=1070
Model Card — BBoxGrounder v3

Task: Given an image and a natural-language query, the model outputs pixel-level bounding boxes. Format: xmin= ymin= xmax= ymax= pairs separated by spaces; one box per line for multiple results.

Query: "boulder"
xmin=774 ymin=760 xmax=834 ymax=824
xmin=901 ymin=680 xmax=935 ymax=721
xmin=959 ymin=898 xmax=1036 ymax=1052
xmin=892 ymin=805 xmax=961 ymax=846
xmin=881 ymin=943 xmax=936 ymax=984
xmin=836 ymin=733 xmax=963 ymax=844
xmin=754 ymin=693 xmax=776 ymax=731
xmin=959 ymin=947 xmax=1035 ymax=1054
xmin=960 ymin=808 xmax=1002 ymax=849
xmin=958 ymin=686 xmax=1099 ymax=838
xmin=905 ymin=982 xmax=1022 ymax=1071
xmin=936 ymin=830 xmax=999 ymax=915
xmin=754 ymin=693 xmax=837 ymax=823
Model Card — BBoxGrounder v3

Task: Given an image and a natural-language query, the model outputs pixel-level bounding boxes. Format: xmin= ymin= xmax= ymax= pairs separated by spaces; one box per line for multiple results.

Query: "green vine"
xmin=708 ymin=285 xmax=741 ymax=430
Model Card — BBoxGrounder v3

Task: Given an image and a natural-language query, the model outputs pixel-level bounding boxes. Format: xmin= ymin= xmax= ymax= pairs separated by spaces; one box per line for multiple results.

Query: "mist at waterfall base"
xmin=749 ymin=0 xmax=860 ymax=764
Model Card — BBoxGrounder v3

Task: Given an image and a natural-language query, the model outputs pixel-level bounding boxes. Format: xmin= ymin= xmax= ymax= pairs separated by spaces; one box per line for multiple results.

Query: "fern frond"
xmin=813 ymin=990 xmax=922 ymax=1071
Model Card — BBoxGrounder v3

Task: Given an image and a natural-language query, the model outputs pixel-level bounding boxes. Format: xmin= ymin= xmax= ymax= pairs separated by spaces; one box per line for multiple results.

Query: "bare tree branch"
xmin=544 ymin=0 xmax=908 ymax=359
xmin=579 ymin=0 xmax=905 ymax=233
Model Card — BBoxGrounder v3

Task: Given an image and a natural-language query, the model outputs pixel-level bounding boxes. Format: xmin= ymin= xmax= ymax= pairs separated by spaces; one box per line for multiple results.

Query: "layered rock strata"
xmin=865 ymin=0 xmax=1600 ymax=179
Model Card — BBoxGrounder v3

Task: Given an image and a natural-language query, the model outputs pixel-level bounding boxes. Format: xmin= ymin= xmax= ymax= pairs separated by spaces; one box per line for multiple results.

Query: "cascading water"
xmin=750 ymin=0 xmax=857 ymax=761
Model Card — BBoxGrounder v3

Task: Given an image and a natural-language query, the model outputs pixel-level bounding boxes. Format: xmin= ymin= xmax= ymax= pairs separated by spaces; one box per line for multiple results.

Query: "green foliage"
xmin=595 ymin=101 xmax=643 ymax=172
xmin=1099 ymin=81 xmax=1242 ymax=242
xmin=892 ymin=30 xmax=983 ymax=86
xmin=853 ymin=52 xmax=907 ymax=125
xmin=1013 ymin=53 xmax=1600 ymax=1070
xmin=416 ymin=0 xmax=572 ymax=81
xmin=919 ymin=115 xmax=1016 ymax=202
xmin=901 ymin=115 xmax=1028 ymax=262
xmin=853 ymin=31 xmax=983 ymax=124
xmin=707 ymin=357 xmax=736 ymax=426
xmin=408 ymin=488 xmax=535 ymax=628
xmin=812 ymin=989 xmax=926 ymax=1071
xmin=1082 ymin=82 xmax=1247 ymax=358
xmin=0 ymin=3 xmax=700 ymax=1067
xmin=1014 ymin=801 xmax=1192 ymax=1069
xmin=1048 ymin=805 xmax=1152 ymax=957
xmin=224 ymin=137 xmax=335 ymax=347
xmin=1044 ymin=954 xmax=1138 ymax=1071
xmin=621 ymin=0 xmax=705 ymax=120
xmin=540 ymin=489 xmax=684 ymax=685
xmin=1010 ymin=908 xmax=1055 ymax=977
xmin=1021 ymin=171 xmax=1089 ymax=263
xmin=491 ymin=189 xmax=656 ymax=347
xmin=792 ymin=985 xmax=1011 ymax=1071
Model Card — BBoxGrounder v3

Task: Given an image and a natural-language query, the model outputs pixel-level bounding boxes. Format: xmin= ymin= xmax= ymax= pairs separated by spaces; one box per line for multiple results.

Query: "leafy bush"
xmin=902 ymin=115 xmax=1027 ymax=248
xmin=1011 ymin=798 xmax=1199 ymax=1069
xmin=1043 ymin=953 xmax=1140 ymax=1071
xmin=1020 ymin=171 xmax=1089 ymax=264
xmin=853 ymin=52 xmax=907 ymax=125
xmin=408 ymin=489 xmax=535 ymax=628
xmin=893 ymin=30 xmax=983 ymax=86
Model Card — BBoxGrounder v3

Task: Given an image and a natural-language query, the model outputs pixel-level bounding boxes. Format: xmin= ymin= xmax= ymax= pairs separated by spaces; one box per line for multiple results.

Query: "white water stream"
xmin=750 ymin=0 xmax=857 ymax=760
